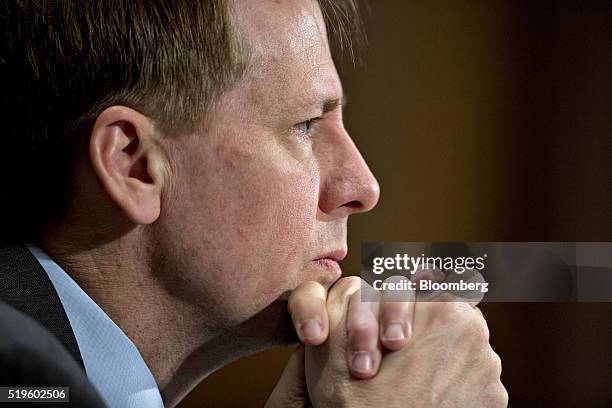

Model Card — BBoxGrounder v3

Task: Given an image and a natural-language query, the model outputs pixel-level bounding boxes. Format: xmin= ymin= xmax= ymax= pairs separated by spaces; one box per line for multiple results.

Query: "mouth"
xmin=312 ymin=249 xmax=347 ymax=285
xmin=317 ymin=249 xmax=348 ymax=263
xmin=276 ymin=249 xmax=348 ymax=301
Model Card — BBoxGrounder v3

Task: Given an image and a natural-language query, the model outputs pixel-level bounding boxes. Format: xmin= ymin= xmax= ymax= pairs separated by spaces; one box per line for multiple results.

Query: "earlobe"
xmin=89 ymin=106 xmax=165 ymax=225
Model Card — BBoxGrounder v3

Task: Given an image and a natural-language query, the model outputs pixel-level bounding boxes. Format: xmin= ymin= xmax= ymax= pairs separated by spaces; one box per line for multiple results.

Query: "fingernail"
xmin=383 ymin=322 xmax=405 ymax=341
xmin=300 ymin=319 xmax=322 ymax=340
xmin=351 ymin=352 xmax=373 ymax=373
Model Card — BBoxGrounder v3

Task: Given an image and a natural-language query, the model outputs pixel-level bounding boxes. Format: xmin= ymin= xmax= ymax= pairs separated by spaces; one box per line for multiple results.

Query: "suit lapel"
xmin=0 ymin=244 xmax=85 ymax=369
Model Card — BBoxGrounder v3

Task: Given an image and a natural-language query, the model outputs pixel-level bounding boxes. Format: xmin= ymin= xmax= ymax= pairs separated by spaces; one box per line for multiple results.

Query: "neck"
xmin=39 ymin=231 xmax=296 ymax=407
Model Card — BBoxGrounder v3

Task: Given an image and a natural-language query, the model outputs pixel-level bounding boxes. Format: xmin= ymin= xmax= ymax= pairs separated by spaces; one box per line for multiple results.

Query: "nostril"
xmin=345 ymin=200 xmax=361 ymax=209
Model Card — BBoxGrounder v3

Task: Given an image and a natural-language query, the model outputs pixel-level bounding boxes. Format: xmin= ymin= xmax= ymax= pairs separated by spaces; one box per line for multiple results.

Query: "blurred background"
xmin=180 ymin=0 xmax=612 ymax=406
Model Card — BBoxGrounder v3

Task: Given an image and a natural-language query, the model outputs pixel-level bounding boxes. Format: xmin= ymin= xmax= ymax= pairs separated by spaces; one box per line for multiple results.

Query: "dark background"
xmin=180 ymin=0 xmax=612 ymax=406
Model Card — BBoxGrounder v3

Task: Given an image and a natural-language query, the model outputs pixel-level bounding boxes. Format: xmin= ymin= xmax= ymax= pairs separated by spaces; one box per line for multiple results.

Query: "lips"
xmin=316 ymin=249 xmax=347 ymax=263
xmin=312 ymin=248 xmax=346 ymax=287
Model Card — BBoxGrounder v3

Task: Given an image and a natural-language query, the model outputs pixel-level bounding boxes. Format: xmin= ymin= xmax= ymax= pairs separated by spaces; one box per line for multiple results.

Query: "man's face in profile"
xmin=152 ymin=0 xmax=379 ymax=327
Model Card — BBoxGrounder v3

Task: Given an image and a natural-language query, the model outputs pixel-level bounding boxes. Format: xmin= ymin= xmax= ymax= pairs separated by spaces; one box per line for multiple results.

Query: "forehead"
xmin=233 ymin=0 xmax=342 ymax=115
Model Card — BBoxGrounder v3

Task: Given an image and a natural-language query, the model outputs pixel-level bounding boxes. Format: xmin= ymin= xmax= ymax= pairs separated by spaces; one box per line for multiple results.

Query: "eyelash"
xmin=295 ymin=117 xmax=321 ymax=136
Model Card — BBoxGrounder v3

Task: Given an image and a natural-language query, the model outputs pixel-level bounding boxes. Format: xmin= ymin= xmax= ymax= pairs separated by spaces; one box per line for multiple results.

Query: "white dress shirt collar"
xmin=27 ymin=244 xmax=164 ymax=408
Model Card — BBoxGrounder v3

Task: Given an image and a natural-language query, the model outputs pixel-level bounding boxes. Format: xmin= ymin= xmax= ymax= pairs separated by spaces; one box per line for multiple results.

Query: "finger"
xmin=412 ymin=299 xmax=475 ymax=336
xmin=346 ymin=287 xmax=382 ymax=379
xmin=323 ymin=276 xmax=365 ymax=374
xmin=411 ymin=265 xmax=446 ymax=289
xmin=415 ymin=267 xmax=485 ymax=308
xmin=288 ymin=281 xmax=329 ymax=345
xmin=326 ymin=276 xmax=363 ymax=326
xmin=413 ymin=266 xmax=447 ymax=304
xmin=443 ymin=268 xmax=487 ymax=307
xmin=379 ymin=276 xmax=415 ymax=350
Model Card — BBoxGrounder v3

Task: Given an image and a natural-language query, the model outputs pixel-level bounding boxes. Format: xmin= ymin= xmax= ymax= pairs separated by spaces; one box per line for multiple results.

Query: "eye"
xmin=295 ymin=118 xmax=320 ymax=135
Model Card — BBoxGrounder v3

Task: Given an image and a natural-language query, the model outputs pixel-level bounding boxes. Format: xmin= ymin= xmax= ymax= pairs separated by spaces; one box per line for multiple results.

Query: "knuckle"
xmin=501 ymin=384 xmax=509 ymax=406
xmin=331 ymin=276 xmax=363 ymax=299
xmin=465 ymin=312 xmax=490 ymax=342
xmin=455 ymin=313 xmax=490 ymax=354
xmin=478 ymin=361 xmax=507 ymax=406
xmin=347 ymin=316 xmax=378 ymax=335
xmin=479 ymin=380 xmax=508 ymax=407
xmin=490 ymin=350 xmax=503 ymax=378
xmin=473 ymin=313 xmax=490 ymax=338
xmin=287 ymin=282 xmax=323 ymax=312
xmin=327 ymin=277 xmax=366 ymax=324
xmin=421 ymin=303 xmax=451 ymax=328
xmin=379 ymin=301 xmax=408 ymax=321
xmin=424 ymin=300 xmax=453 ymax=316
xmin=489 ymin=381 xmax=509 ymax=407
xmin=349 ymin=326 xmax=379 ymax=345
xmin=423 ymin=301 xmax=469 ymax=328
xmin=300 ymin=280 xmax=324 ymax=293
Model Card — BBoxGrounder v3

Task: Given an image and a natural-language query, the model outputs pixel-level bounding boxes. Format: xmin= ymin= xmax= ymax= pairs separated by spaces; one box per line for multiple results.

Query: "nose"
xmin=317 ymin=129 xmax=380 ymax=219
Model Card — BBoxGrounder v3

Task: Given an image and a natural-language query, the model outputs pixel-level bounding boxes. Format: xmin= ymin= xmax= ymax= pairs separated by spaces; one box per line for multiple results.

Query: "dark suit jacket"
xmin=0 ymin=244 xmax=106 ymax=407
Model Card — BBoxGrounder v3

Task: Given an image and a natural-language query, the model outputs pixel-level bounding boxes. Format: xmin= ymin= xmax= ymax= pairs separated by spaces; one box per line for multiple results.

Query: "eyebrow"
xmin=322 ymin=94 xmax=347 ymax=114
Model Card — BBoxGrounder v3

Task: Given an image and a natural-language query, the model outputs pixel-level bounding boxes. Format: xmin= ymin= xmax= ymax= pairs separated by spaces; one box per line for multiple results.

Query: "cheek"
xmin=250 ymin=166 xmax=321 ymax=291
xmin=234 ymin=154 xmax=321 ymax=284
xmin=174 ymin=138 xmax=321 ymax=314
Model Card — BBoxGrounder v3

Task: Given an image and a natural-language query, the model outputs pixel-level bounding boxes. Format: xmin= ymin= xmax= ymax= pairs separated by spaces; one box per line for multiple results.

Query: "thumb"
xmin=265 ymin=345 xmax=311 ymax=408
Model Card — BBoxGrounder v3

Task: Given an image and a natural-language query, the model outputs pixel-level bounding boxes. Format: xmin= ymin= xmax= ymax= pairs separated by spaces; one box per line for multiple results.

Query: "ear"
xmin=89 ymin=106 xmax=167 ymax=225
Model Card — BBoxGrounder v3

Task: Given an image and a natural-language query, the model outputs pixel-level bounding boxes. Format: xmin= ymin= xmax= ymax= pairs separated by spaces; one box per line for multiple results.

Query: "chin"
xmin=235 ymin=297 xmax=299 ymax=346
